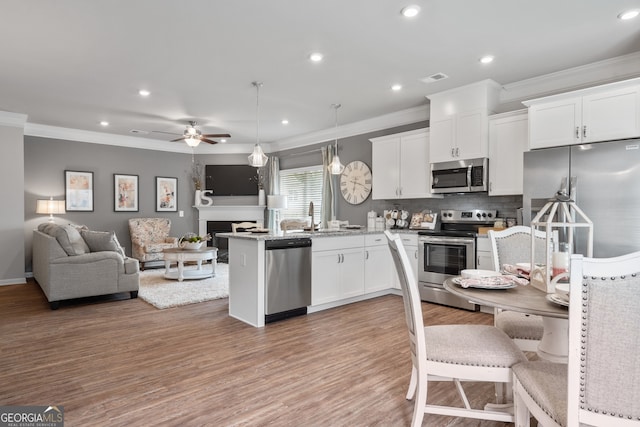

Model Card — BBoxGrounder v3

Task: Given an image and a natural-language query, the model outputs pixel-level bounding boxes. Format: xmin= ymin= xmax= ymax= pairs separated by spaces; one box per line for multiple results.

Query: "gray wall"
xmin=1 ymin=123 xmax=25 ymax=284
xmin=23 ymin=136 xmax=242 ymax=272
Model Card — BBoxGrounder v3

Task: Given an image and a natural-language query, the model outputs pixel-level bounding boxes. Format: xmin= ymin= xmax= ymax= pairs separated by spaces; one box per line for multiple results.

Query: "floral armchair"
xmin=128 ymin=218 xmax=179 ymax=269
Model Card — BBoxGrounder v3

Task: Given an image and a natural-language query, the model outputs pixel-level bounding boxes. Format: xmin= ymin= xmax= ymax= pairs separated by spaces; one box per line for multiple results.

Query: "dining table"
xmin=443 ymin=277 xmax=569 ymax=363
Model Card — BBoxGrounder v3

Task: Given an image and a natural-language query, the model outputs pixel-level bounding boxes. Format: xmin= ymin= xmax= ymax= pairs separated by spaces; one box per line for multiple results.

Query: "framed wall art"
xmin=65 ymin=170 xmax=94 ymax=211
xmin=114 ymin=174 xmax=139 ymax=212
xmin=156 ymin=176 xmax=177 ymax=212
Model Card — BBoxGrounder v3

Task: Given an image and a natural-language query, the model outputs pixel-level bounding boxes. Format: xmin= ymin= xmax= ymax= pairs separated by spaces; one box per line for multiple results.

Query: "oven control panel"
xmin=440 ymin=209 xmax=497 ymax=223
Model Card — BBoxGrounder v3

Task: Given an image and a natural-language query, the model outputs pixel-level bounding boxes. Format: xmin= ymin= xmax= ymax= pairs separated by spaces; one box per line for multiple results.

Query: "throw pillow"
xmin=81 ymin=230 xmax=126 ymax=257
xmin=51 ymin=224 xmax=90 ymax=256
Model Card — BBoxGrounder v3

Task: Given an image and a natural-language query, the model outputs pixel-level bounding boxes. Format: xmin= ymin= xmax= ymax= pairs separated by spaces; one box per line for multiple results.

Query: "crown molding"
xmin=0 ymin=111 xmax=28 ymax=128
xmin=500 ymin=51 xmax=640 ymax=104
xmin=267 ymin=104 xmax=429 ymax=151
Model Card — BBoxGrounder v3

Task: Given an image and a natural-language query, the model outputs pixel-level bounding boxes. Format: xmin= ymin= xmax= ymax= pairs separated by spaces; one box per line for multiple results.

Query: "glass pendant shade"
xmin=248 ymin=143 xmax=268 ymax=168
xmin=328 ymin=154 xmax=345 ymax=174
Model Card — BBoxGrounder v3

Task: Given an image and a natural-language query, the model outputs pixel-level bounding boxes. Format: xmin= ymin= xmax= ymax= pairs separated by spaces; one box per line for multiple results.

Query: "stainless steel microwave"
xmin=431 ymin=158 xmax=488 ymax=193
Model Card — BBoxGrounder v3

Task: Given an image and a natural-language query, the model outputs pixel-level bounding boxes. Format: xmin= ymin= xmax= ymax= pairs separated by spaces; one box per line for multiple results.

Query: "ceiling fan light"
xmin=185 ymin=136 xmax=201 ymax=147
xmin=248 ymin=143 xmax=268 ymax=167
xmin=328 ymin=155 xmax=345 ymax=175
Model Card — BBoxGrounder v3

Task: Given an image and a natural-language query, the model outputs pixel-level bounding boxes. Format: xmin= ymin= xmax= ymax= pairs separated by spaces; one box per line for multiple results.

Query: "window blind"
xmin=279 ymin=166 xmax=324 ymax=220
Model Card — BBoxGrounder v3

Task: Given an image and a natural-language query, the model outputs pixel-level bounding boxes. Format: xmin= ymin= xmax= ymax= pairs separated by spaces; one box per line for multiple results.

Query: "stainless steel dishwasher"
xmin=265 ymin=238 xmax=312 ymax=323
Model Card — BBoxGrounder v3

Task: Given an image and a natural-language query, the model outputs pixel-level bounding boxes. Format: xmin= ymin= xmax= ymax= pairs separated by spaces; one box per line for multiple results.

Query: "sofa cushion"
xmin=39 ymin=223 xmax=90 ymax=256
xmin=81 ymin=230 xmax=126 ymax=256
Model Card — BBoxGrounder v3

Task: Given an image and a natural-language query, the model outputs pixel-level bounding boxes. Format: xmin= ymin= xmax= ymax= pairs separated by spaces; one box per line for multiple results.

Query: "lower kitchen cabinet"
xmin=476 ymin=236 xmax=494 ymax=270
xmin=390 ymin=234 xmax=418 ymax=289
xmin=364 ymin=234 xmax=394 ymax=293
xmin=312 ymin=237 xmax=365 ymax=306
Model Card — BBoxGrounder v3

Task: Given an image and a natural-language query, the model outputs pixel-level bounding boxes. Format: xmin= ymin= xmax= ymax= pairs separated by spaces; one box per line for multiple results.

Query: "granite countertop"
xmin=217 ymin=228 xmax=420 ymax=241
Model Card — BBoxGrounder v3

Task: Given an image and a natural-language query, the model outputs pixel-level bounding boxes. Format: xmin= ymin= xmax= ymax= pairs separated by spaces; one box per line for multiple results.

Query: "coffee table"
xmin=163 ymin=247 xmax=218 ymax=282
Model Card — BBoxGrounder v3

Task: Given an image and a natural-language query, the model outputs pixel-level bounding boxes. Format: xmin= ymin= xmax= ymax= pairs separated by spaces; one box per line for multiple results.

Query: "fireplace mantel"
xmin=197 ymin=205 xmax=265 ymax=236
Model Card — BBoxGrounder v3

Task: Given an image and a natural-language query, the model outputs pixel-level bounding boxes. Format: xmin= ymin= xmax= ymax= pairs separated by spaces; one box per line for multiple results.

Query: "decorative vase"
xmin=194 ymin=190 xmax=202 ymax=206
xmin=258 ymin=188 xmax=266 ymax=206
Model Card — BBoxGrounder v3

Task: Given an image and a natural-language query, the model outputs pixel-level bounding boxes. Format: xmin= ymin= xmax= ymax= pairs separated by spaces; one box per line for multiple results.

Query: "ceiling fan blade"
xmin=170 ymin=137 xmax=186 ymax=142
xmin=202 ymin=133 xmax=231 ymax=138
xmin=200 ymin=138 xmax=219 ymax=145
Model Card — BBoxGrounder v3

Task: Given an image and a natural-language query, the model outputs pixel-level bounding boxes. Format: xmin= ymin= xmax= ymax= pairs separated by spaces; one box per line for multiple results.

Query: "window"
xmin=279 ymin=165 xmax=324 ymax=220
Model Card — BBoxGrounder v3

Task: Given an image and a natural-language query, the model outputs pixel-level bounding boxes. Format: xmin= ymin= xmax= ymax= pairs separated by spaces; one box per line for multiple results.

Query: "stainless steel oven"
xmin=417 ymin=209 xmax=496 ymax=311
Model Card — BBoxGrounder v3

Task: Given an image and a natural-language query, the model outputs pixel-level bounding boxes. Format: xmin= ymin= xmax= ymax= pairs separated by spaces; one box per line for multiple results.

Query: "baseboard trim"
xmin=0 ymin=278 xmax=27 ymax=286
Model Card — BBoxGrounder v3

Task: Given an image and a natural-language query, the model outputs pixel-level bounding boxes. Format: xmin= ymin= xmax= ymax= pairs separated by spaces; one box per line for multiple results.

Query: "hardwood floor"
xmin=1 ymin=280 xmax=514 ymax=427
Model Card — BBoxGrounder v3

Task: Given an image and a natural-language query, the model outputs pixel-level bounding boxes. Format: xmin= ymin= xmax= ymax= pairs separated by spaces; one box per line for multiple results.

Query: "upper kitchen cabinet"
xmin=524 ymin=78 xmax=640 ymax=149
xmin=488 ymin=110 xmax=528 ymax=196
xmin=427 ymin=79 xmax=501 ymax=163
xmin=370 ymin=128 xmax=440 ymax=199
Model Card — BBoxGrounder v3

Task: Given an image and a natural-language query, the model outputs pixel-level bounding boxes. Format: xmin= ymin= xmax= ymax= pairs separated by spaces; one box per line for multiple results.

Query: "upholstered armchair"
xmin=128 ymin=218 xmax=179 ymax=269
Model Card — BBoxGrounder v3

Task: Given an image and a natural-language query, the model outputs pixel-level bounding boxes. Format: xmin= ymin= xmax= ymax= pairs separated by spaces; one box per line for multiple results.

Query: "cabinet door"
xmin=488 ymin=113 xmax=528 ymax=196
xmin=340 ymin=248 xmax=365 ymax=298
xmin=429 ymin=117 xmax=456 ymax=163
xmin=582 ymin=86 xmax=640 ymax=143
xmin=476 ymin=250 xmax=494 ymax=271
xmin=364 ymin=245 xmax=393 ymax=293
xmin=456 ymin=109 xmax=489 ymax=160
xmin=399 ymin=131 xmax=431 ymax=198
xmin=371 ymin=137 xmax=400 ymax=199
xmin=528 ymin=97 xmax=582 ymax=149
xmin=311 ymin=251 xmax=341 ymax=305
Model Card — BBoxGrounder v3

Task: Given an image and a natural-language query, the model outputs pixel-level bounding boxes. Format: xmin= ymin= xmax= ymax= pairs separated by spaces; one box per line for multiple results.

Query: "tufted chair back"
xmin=128 ymin=218 xmax=178 ymax=269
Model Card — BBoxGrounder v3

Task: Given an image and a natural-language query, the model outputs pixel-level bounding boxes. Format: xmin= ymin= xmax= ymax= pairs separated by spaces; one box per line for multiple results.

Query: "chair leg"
xmin=406 ymin=365 xmax=417 ymax=400
xmin=513 ymin=379 xmax=531 ymax=427
xmin=412 ymin=384 xmax=426 ymax=427
xmin=130 ymin=291 xmax=138 ymax=299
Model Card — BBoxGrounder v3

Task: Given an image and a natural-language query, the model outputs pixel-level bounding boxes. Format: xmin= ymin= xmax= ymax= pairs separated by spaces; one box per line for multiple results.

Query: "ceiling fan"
xmin=169 ymin=121 xmax=231 ymax=147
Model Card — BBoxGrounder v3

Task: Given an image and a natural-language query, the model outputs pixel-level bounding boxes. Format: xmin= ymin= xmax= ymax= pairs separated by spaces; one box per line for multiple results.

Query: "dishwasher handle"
xmin=265 ymin=238 xmax=312 ymax=250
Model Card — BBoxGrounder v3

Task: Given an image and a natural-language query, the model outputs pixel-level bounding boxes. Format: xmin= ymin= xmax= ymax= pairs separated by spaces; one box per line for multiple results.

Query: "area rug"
xmin=138 ymin=263 xmax=229 ymax=309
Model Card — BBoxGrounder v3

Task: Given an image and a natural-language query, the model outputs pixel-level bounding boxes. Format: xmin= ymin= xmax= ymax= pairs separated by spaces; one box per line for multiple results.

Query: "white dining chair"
xmin=231 ymin=221 xmax=259 ymax=233
xmin=512 ymin=250 xmax=640 ymax=427
xmin=488 ymin=226 xmax=548 ymax=352
xmin=385 ymin=231 xmax=527 ymax=426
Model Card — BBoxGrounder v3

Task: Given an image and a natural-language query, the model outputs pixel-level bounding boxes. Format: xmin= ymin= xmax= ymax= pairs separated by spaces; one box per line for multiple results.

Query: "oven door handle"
xmin=419 ymin=236 xmax=475 ymax=245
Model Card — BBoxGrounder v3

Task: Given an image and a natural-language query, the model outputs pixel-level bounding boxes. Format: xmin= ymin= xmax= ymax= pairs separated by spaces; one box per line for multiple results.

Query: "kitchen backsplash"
xmin=372 ymin=194 xmax=523 ymax=223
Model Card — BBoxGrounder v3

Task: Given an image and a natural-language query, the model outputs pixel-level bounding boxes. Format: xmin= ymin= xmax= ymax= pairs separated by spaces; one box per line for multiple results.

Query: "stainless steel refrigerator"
xmin=523 ymin=139 xmax=640 ymax=258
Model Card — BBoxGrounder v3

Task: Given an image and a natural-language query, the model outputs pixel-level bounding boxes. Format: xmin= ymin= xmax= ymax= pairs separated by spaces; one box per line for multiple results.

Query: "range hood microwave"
xmin=431 ymin=158 xmax=488 ymax=194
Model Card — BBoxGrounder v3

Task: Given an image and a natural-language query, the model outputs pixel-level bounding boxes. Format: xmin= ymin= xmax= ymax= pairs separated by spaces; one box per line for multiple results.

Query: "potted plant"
xmin=191 ymin=161 xmax=204 ymax=206
xmin=179 ymin=232 xmax=212 ymax=250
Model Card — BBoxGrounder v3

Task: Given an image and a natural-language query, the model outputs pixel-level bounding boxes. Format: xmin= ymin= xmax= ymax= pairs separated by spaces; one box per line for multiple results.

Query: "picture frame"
xmin=156 ymin=176 xmax=177 ymax=212
xmin=65 ymin=170 xmax=94 ymax=211
xmin=114 ymin=174 xmax=139 ymax=212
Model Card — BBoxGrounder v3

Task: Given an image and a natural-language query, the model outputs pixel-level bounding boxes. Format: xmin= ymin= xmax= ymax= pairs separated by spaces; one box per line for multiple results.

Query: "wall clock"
xmin=340 ymin=160 xmax=372 ymax=205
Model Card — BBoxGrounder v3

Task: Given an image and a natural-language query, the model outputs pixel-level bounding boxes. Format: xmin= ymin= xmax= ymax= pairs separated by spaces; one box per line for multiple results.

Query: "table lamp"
xmin=267 ymin=195 xmax=288 ymax=235
xmin=36 ymin=197 xmax=66 ymax=222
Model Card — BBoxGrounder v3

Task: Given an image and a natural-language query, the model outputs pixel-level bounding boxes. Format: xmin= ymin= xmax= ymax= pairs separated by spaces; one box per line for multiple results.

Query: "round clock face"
xmin=340 ymin=161 xmax=372 ymax=205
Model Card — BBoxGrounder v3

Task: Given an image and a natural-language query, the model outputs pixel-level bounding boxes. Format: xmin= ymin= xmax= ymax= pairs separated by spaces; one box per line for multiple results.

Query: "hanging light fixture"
xmin=184 ymin=122 xmax=201 ymax=147
xmin=248 ymin=81 xmax=269 ymax=168
xmin=328 ymin=103 xmax=345 ymax=175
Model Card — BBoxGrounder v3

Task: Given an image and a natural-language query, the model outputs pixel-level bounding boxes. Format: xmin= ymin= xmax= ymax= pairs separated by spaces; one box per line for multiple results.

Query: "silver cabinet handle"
xmin=583 ymin=125 xmax=587 ymax=138
xmin=451 ymin=147 xmax=455 ymax=157
xmin=575 ymin=126 xmax=580 ymax=139
xmin=337 ymin=254 xmax=341 ymax=264
xmin=455 ymin=147 xmax=459 ymax=157
xmin=365 ymin=250 xmax=369 ymax=260
xmin=398 ymin=187 xmax=402 ymax=196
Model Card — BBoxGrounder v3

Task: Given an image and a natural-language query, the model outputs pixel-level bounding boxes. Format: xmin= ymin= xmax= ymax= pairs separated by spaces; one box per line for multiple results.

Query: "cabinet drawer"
xmin=364 ymin=234 xmax=386 ymax=246
xmin=312 ymin=235 xmax=365 ymax=252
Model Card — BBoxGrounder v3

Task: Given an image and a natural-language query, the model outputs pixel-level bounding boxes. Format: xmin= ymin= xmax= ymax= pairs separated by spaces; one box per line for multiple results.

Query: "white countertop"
xmin=217 ymin=228 xmax=419 ymax=241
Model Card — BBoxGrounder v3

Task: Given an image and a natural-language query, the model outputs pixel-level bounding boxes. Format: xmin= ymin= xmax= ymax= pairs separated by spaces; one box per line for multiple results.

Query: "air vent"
xmin=421 ymin=73 xmax=449 ymax=84
xmin=129 ymin=129 xmax=149 ymax=135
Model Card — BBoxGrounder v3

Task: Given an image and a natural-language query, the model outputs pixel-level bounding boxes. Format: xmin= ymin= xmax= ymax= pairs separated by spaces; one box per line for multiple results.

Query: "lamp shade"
xmin=248 ymin=143 xmax=268 ymax=167
xmin=36 ymin=199 xmax=66 ymax=215
xmin=267 ymin=194 xmax=288 ymax=210
xmin=185 ymin=136 xmax=201 ymax=147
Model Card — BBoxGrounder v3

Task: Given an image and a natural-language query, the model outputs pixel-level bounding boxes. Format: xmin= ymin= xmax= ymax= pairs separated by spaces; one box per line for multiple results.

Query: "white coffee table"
xmin=163 ymin=247 xmax=218 ymax=282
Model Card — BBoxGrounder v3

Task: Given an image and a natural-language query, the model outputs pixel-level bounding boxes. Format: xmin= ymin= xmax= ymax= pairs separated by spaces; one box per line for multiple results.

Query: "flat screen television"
xmin=205 ymin=165 xmax=259 ymax=196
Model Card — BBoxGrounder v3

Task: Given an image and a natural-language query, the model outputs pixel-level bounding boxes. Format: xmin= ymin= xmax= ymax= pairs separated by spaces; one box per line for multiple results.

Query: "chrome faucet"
xmin=308 ymin=201 xmax=315 ymax=233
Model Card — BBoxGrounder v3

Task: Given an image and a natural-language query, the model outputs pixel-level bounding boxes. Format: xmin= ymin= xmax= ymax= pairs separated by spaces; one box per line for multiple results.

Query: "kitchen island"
xmin=218 ymin=229 xmax=418 ymax=327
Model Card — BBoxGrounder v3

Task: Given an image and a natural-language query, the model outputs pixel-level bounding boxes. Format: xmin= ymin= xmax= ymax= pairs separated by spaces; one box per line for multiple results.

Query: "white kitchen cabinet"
xmin=370 ymin=129 xmax=439 ymax=199
xmin=476 ymin=236 xmax=494 ymax=271
xmin=312 ymin=236 xmax=365 ymax=305
xmin=525 ymin=79 xmax=640 ymax=149
xmin=364 ymin=234 xmax=394 ymax=293
xmin=390 ymin=234 xmax=418 ymax=290
xmin=427 ymin=80 xmax=500 ymax=163
xmin=488 ymin=110 xmax=528 ymax=196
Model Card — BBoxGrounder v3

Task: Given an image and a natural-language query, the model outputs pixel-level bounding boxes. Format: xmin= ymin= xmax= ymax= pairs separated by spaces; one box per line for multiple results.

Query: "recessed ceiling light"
xmin=309 ymin=52 xmax=324 ymax=62
xmin=281 ymin=119 xmax=289 ymax=125
xmin=100 ymin=121 xmax=109 ymax=126
xmin=391 ymin=84 xmax=402 ymax=91
xmin=219 ymin=138 xmax=227 ymax=143
xmin=138 ymin=89 xmax=150 ymax=97
xmin=401 ymin=5 xmax=421 ymax=18
xmin=618 ymin=9 xmax=639 ymax=20
xmin=479 ymin=55 xmax=494 ymax=64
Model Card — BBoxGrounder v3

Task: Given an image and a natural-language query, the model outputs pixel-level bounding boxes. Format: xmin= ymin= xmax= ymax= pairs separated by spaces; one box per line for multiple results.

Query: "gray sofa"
xmin=33 ymin=223 xmax=140 ymax=309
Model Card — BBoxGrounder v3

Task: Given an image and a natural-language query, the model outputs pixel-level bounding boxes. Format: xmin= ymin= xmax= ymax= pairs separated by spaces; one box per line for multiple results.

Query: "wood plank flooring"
xmin=0 ymin=280 xmax=514 ymax=427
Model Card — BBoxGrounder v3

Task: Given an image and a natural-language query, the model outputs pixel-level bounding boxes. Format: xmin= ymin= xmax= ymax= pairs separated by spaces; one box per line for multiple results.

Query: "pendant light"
xmin=248 ymin=81 xmax=269 ymax=168
xmin=328 ymin=103 xmax=345 ymax=175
